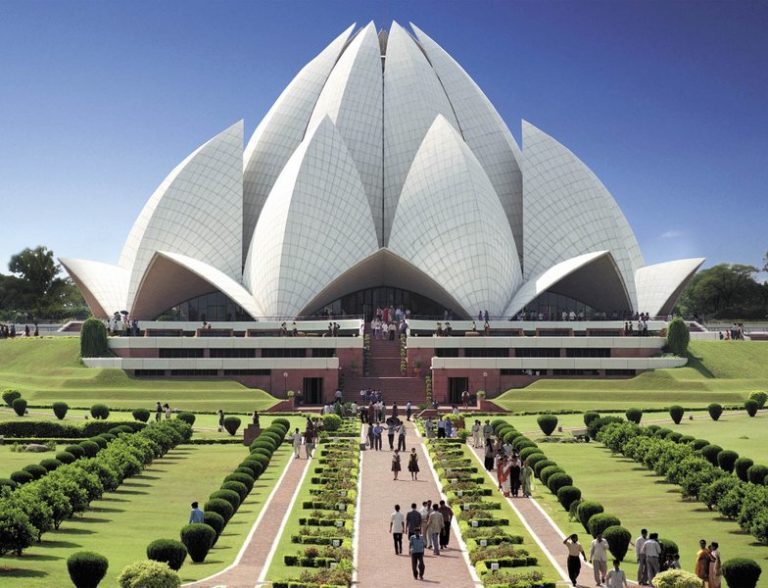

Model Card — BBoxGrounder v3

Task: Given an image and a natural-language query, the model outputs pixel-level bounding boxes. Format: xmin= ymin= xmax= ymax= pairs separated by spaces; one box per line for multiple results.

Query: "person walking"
xmin=408 ymin=448 xmax=420 ymax=480
xmin=471 ymin=420 xmax=481 ymax=448
xmin=633 ymin=529 xmax=648 ymax=585
xmin=436 ymin=416 xmax=446 ymax=438
xmin=390 ymin=504 xmax=405 ymax=555
xmin=189 ymin=501 xmax=204 ymax=523
xmin=438 ymin=500 xmax=453 ymax=549
xmin=420 ymin=501 xmax=431 ymax=549
xmin=405 ymin=503 xmax=422 ymax=537
xmin=217 ymin=409 xmax=225 ymax=432
xmin=373 ymin=422 xmax=383 ymax=451
xmin=509 ymin=454 xmax=521 ymax=497
xmin=590 ymin=532 xmax=610 ymax=586
xmin=563 ymin=534 xmax=586 ymax=587
xmin=304 ymin=423 xmax=316 ymax=459
xmin=391 ymin=450 xmax=402 ymax=480
xmin=482 ymin=419 xmax=494 ymax=446
xmin=386 ymin=417 xmax=396 ymax=450
xmin=397 ymin=422 xmax=406 ymax=452
xmin=367 ymin=422 xmax=374 ymax=448
xmin=408 ymin=529 xmax=426 ymax=580
xmin=521 ymin=459 xmax=534 ymax=498
xmin=426 ymin=504 xmax=444 ymax=555
xmin=406 ymin=400 xmax=412 ymax=421
xmin=483 ymin=437 xmax=495 ymax=471
xmin=292 ymin=428 xmax=302 ymax=459
xmin=695 ymin=539 xmax=711 ymax=587
xmin=424 ymin=417 xmax=434 ymax=439
xmin=155 ymin=401 xmax=163 ymax=422
xmin=642 ymin=533 xmax=662 ymax=585
xmin=605 ymin=560 xmax=629 ymax=588
xmin=164 ymin=403 xmax=171 ymax=419
xmin=708 ymin=542 xmax=722 ymax=588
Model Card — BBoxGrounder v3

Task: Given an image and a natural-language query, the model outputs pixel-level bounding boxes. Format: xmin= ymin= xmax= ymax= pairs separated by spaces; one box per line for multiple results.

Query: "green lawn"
xmin=0 ymin=444 xmax=67 ymax=478
xmin=530 ymin=441 xmax=768 ymax=586
xmin=494 ymin=341 xmax=768 ymax=412
xmin=0 ymin=443 xmax=256 ymax=587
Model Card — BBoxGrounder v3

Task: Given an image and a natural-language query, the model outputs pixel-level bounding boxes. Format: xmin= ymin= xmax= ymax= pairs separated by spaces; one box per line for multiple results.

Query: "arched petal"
xmin=390 ymin=115 xmax=522 ymax=316
xmin=635 ymin=258 xmax=705 ymax=316
xmin=244 ymin=116 xmax=379 ymax=318
xmin=59 ymin=258 xmax=128 ymax=319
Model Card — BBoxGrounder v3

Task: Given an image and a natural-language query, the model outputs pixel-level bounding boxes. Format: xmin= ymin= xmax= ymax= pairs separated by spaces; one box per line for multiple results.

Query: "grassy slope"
xmin=0 ymin=338 xmax=278 ymax=411
xmin=531 ymin=441 xmax=768 ymax=586
xmin=494 ymin=341 xmax=768 ymax=412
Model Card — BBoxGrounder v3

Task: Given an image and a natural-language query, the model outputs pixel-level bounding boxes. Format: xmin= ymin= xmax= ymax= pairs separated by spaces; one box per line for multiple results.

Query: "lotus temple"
xmin=62 ymin=22 xmax=704 ymax=403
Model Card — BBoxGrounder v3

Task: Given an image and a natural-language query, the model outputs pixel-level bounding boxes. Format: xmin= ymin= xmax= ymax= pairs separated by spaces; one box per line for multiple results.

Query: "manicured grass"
xmin=529 ymin=441 xmax=768 ymax=586
xmin=0 ymin=444 xmax=66 ymax=478
xmin=0 ymin=443 xmax=248 ymax=587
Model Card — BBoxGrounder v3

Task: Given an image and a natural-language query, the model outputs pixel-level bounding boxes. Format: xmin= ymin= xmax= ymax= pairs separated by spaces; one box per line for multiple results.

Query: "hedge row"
xmin=0 ymin=420 xmax=146 ymax=439
xmin=174 ymin=418 xmax=290 ymax=565
xmin=0 ymin=420 xmax=191 ymax=557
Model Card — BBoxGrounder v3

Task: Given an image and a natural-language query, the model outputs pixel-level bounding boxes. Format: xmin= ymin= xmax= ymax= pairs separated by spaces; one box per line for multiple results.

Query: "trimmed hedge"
xmin=721 ymin=558 xmax=762 ymax=588
xmin=747 ymin=464 xmax=768 ymax=485
xmin=588 ymin=513 xmax=621 ymax=538
xmin=717 ymin=450 xmax=739 ymax=473
xmin=577 ymin=501 xmax=604 ymax=533
xmin=223 ymin=416 xmax=241 ymax=436
xmin=132 ymin=408 xmax=150 ymax=423
xmin=536 ymin=415 xmax=558 ymax=436
xmin=146 ymin=538 xmax=187 ymax=571
xmin=603 ymin=525 xmax=631 ymax=561
xmin=556 ymin=486 xmax=581 ymax=510
xmin=745 ymin=400 xmax=759 ymax=417
xmin=669 ymin=405 xmax=685 ymax=424
xmin=90 ymin=404 xmax=110 ymax=420
xmin=179 ymin=523 xmax=216 ymax=563
xmin=0 ymin=420 xmax=145 ymax=439
xmin=707 ymin=403 xmax=723 ymax=421
xmin=52 ymin=401 xmax=69 ymax=420
xmin=12 ymin=398 xmax=27 ymax=416
xmin=546 ymin=472 xmax=573 ymax=494
xmin=735 ymin=458 xmax=754 ymax=482
xmin=2 ymin=389 xmax=21 ymax=407
xmin=67 ymin=551 xmax=109 ymax=588
xmin=625 ymin=408 xmax=642 ymax=424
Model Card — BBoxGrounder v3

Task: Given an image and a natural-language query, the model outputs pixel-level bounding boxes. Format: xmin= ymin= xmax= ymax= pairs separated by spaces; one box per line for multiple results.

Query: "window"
xmin=605 ymin=369 xmax=636 ymax=376
xmin=551 ymin=369 xmax=600 ymax=376
xmin=463 ymin=348 xmax=510 ymax=358
xmin=311 ymin=348 xmax=336 ymax=358
xmin=565 ymin=348 xmax=611 ymax=358
xmin=169 ymin=369 xmax=219 ymax=376
xmin=516 ymin=348 xmax=560 ymax=358
xmin=223 ymin=369 xmax=270 ymax=376
xmin=261 ymin=348 xmax=307 ymax=358
xmin=435 ymin=348 xmax=459 ymax=358
xmin=159 ymin=348 xmax=204 ymax=358
xmin=134 ymin=369 xmax=165 ymax=377
xmin=209 ymin=348 xmax=256 ymax=358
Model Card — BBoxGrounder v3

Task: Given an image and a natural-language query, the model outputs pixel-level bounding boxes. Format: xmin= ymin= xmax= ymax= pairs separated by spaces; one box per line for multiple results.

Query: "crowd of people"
xmin=371 ymin=305 xmax=409 ymax=340
xmin=290 ymin=416 xmax=319 ymax=459
xmin=0 ymin=323 xmax=39 ymax=337
xmin=719 ymin=323 xmax=746 ymax=340
xmin=389 ymin=500 xmax=455 ymax=580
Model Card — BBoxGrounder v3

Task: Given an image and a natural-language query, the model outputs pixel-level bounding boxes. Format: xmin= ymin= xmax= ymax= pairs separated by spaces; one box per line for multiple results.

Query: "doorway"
xmin=303 ymin=377 xmax=323 ymax=405
xmin=448 ymin=377 xmax=469 ymax=406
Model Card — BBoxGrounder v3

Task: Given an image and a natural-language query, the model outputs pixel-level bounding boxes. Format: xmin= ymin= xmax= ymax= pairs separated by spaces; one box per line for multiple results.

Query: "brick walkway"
xmin=185 ymin=454 xmax=310 ymax=588
xmin=355 ymin=422 xmax=476 ymax=585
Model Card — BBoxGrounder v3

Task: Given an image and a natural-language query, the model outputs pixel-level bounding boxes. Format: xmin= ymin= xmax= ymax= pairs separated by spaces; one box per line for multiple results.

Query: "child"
xmin=408 ymin=447 xmax=420 ymax=480
xmin=391 ymin=449 xmax=402 ymax=480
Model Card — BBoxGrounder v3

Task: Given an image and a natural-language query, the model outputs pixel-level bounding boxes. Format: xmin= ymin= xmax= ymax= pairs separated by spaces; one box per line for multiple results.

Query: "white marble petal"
xmin=635 ymin=258 xmax=705 ymax=317
xmin=59 ymin=258 xmax=129 ymax=318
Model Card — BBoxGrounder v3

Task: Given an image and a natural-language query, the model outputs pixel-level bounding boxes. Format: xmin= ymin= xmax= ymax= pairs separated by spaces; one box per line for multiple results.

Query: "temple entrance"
xmin=448 ymin=377 xmax=469 ymax=405
xmin=303 ymin=377 xmax=323 ymax=405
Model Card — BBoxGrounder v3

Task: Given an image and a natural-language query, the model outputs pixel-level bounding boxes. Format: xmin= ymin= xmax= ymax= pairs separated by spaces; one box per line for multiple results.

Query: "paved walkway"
xmin=185 ymin=454 xmax=310 ymax=588
xmin=355 ymin=422 xmax=477 ymax=585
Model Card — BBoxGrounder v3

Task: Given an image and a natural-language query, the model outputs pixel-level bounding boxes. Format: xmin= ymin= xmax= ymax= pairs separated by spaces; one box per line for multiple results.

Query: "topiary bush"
xmin=735 ymin=458 xmax=755 ymax=482
xmin=177 ymin=412 xmax=195 ymax=426
xmin=79 ymin=440 xmax=100 ymax=458
xmin=56 ymin=451 xmax=77 ymax=464
xmin=204 ymin=498 xmax=234 ymax=523
xmin=588 ymin=513 xmax=622 ymax=538
xmin=203 ymin=511 xmax=225 ymax=541
xmin=0 ymin=478 xmax=18 ymax=491
xmin=547 ymin=472 xmax=573 ymax=494
xmin=221 ymin=480 xmax=249 ymax=502
xmin=625 ymin=408 xmax=643 ymax=424
xmin=12 ymin=397 xmax=27 ymax=417
xmin=118 ymin=559 xmax=181 ymax=588
xmin=223 ymin=416 xmax=241 ymax=436
xmin=23 ymin=464 xmax=48 ymax=480
xmin=80 ymin=317 xmax=109 ymax=358
xmin=701 ymin=444 xmax=723 ymax=466
xmin=2 ymin=389 xmax=21 ymax=407
xmin=146 ymin=539 xmax=187 ymax=571
xmin=91 ymin=404 xmax=110 ymax=420
xmin=691 ymin=438 xmax=710 ymax=451
xmin=556 ymin=486 xmax=582 ymax=511
xmin=750 ymin=391 xmax=768 ymax=409
xmin=587 ymin=416 xmax=623 ymax=439
xmin=533 ymin=459 xmax=556 ymax=478
xmin=39 ymin=458 xmax=63 ymax=472
xmin=721 ymin=558 xmax=762 ymax=588
xmin=717 ymin=450 xmax=739 ymax=473
xmin=0 ymin=507 xmax=36 ymax=555
xmin=132 ymin=408 xmax=150 ymax=423
xmin=210 ymin=489 xmax=241 ymax=512
xmin=577 ymin=501 xmax=604 ymax=533
xmin=666 ymin=316 xmax=690 ymax=356
xmin=65 ymin=444 xmax=85 ymax=459
xmin=10 ymin=470 xmax=34 ymax=485
xmin=67 ymin=551 xmax=109 ymax=588
xmin=747 ymin=464 xmax=768 ymax=485
xmin=323 ymin=413 xmax=342 ymax=432
xmin=52 ymin=401 xmax=69 ymax=420
xmin=653 ymin=569 xmax=704 ymax=588
xmin=669 ymin=405 xmax=685 ymax=424
xmin=603 ymin=525 xmax=631 ymax=561
xmin=519 ymin=447 xmax=541 ymax=462
xmin=707 ymin=403 xmax=723 ymax=421
xmin=539 ymin=465 xmax=564 ymax=486
xmin=583 ymin=411 xmax=600 ymax=426
xmin=223 ymin=472 xmax=255 ymax=492
xmin=745 ymin=400 xmax=759 ymax=417
xmin=537 ymin=414 xmax=558 ymax=436
xmin=180 ymin=523 xmax=216 ymax=563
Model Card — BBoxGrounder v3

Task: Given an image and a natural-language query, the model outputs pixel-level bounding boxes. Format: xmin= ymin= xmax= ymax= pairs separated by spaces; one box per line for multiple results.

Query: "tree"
xmin=667 ymin=318 xmax=690 ymax=356
xmin=677 ymin=263 xmax=767 ymax=319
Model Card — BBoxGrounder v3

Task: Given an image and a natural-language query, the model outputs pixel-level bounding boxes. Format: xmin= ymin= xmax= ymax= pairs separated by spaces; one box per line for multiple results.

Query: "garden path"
xmin=355 ymin=421 xmax=479 ymax=586
xmin=184 ymin=453 xmax=311 ymax=588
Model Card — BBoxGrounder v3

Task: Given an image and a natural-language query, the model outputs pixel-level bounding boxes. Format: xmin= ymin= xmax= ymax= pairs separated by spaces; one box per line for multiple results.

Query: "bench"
xmin=570 ymin=428 xmax=590 ymax=441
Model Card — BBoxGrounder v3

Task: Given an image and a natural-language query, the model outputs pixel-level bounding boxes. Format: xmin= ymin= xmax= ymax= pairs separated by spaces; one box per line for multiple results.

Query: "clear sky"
xmin=0 ymin=0 xmax=766 ymax=274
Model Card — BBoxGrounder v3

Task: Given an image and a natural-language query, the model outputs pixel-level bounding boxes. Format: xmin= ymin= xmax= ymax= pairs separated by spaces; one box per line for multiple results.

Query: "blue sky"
xmin=0 ymin=0 xmax=766 ymax=274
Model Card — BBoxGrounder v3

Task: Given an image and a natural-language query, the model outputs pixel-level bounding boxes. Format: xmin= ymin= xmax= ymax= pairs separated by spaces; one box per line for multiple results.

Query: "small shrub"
xmin=666 ymin=316 xmax=690 ymax=356
xmin=180 ymin=523 xmax=216 ymax=563
xmin=10 ymin=470 xmax=34 ymax=485
xmin=519 ymin=447 xmax=540 ymax=462
xmin=88 ymin=436 xmax=107 ymax=449
xmin=221 ymin=480 xmax=249 ymax=502
xmin=537 ymin=414 xmax=558 ymax=436
xmin=539 ymin=465 xmax=564 ymax=486
xmin=210 ymin=489 xmax=241 ymax=512
xmin=700 ymin=444 xmax=723 ymax=466
xmin=203 ymin=511 xmax=225 ymax=539
xmin=80 ymin=317 xmax=109 ymax=358
xmin=2 ymin=389 xmax=21 ymax=407
xmin=146 ymin=539 xmax=187 ymax=571
xmin=588 ymin=513 xmax=621 ymax=538
xmin=708 ymin=403 xmax=723 ymax=421
xmin=659 ymin=537 xmax=679 ymax=559
xmin=745 ymin=400 xmax=759 ymax=417
xmin=691 ymin=439 xmax=710 ymax=451
xmin=717 ymin=450 xmax=739 ymax=473
xmin=118 ymin=559 xmax=181 ymax=588
xmin=53 ymin=401 xmax=69 ymax=420
xmin=625 ymin=408 xmax=642 ymax=424
xmin=721 ymin=558 xmax=762 ymax=588
xmin=65 ymin=444 xmax=85 ymax=459
xmin=0 ymin=478 xmax=18 ymax=490
xmin=204 ymin=498 xmax=234 ymax=523
xmin=653 ymin=569 xmax=704 ymax=588
xmin=547 ymin=472 xmax=573 ymax=494
xmin=223 ymin=416 xmax=241 ymax=436
xmin=39 ymin=458 xmax=63 ymax=472
xmin=323 ymin=413 xmax=342 ymax=432
xmin=587 ymin=416 xmax=624 ymax=439
xmin=223 ymin=472 xmax=255 ymax=492
xmin=91 ymin=404 xmax=110 ymax=420
xmin=177 ymin=412 xmax=195 ymax=426
xmin=23 ymin=464 xmax=48 ymax=480
xmin=12 ymin=397 xmax=27 ymax=416
xmin=603 ymin=525 xmax=631 ymax=561
xmin=750 ymin=391 xmax=768 ymax=409
xmin=669 ymin=405 xmax=685 ymax=424
xmin=735 ymin=457 xmax=755 ymax=482
xmin=747 ymin=464 xmax=768 ymax=485
xmin=79 ymin=440 xmax=100 ymax=457
xmin=67 ymin=551 xmax=109 ymax=588
xmin=533 ymin=459 xmax=556 ymax=478
xmin=577 ymin=501 xmax=604 ymax=533
xmin=56 ymin=451 xmax=76 ymax=464
xmin=750 ymin=510 xmax=768 ymax=544
xmin=132 ymin=409 xmax=150 ymax=423
xmin=556 ymin=486 xmax=582 ymax=511
xmin=583 ymin=411 xmax=600 ymax=426
xmin=0 ymin=507 xmax=36 ymax=555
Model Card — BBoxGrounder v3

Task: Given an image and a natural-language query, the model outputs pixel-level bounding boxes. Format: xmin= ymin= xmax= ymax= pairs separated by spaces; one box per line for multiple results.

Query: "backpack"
xmin=409 ymin=534 xmax=425 ymax=554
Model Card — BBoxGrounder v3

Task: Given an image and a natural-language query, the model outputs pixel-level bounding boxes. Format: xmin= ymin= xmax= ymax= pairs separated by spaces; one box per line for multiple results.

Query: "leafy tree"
xmin=677 ymin=263 xmax=768 ymax=319
xmin=666 ymin=318 xmax=690 ymax=356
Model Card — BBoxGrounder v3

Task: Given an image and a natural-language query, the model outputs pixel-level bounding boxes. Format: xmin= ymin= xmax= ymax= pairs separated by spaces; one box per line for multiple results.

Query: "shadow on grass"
xmin=75 ymin=516 xmax=110 ymax=524
xmin=0 ymin=567 xmax=48 ymax=578
xmin=686 ymin=353 xmax=715 ymax=378
xmin=91 ymin=507 xmax=124 ymax=514
xmin=54 ymin=527 xmax=94 ymax=535
xmin=114 ymin=489 xmax=147 ymax=496
xmin=11 ymin=550 xmax=63 ymax=561
xmin=122 ymin=481 xmax=152 ymax=488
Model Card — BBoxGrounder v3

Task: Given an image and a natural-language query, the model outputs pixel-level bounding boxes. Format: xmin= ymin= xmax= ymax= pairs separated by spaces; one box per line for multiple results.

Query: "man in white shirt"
xmin=482 ymin=420 xmax=494 ymax=445
xmin=471 ymin=420 xmax=481 ymax=447
xmin=605 ymin=560 xmax=629 ymax=588
xmin=633 ymin=529 xmax=648 ymax=585
xmin=419 ymin=501 xmax=431 ymax=548
xmin=642 ymin=532 xmax=662 ymax=584
xmin=590 ymin=532 xmax=610 ymax=585
xmin=389 ymin=504 xmax=405 ymax=555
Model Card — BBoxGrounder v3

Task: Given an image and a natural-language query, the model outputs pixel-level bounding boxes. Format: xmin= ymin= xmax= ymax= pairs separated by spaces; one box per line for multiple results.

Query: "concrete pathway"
xmin=355 ymin=422 xmax=477 ymax=586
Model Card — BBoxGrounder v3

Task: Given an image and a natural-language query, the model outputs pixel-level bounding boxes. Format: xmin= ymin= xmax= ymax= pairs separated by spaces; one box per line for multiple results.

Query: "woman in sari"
xmin=695 ymin=539 xmax=711 ymax=586
xmin=521 ymin=459 xmax=534 ymax=497
xmin=708 ymin=542 xmax=721 ymax=588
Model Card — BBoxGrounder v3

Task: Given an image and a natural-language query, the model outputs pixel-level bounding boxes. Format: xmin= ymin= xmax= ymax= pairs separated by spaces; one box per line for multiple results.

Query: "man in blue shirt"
xmin=189 ymin=501 xmax=204 ymax=524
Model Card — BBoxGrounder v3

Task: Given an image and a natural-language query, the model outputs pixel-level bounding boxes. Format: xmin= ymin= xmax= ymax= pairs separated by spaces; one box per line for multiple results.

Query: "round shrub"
xmin=250 ymin=447 xmax=273 ymax=460
xmin=577 ymin=501 xmax=604 ymax=533
xmin=12 ymin=397 xmax=27 ymax=416
xmin=132 ymin=408 xmax=150 ymax=423
xmin=323 ymin=413 xmax=342 ymax=431
xmin=65 ymin=444 xmax=86 ymax=459
xmin=519 ymin=446 xmax=541 ymax=462
xmin=118 ymin=559 xmax=181 ymax=588
xmin=204 ymin=498 xmax=234 ymax=523
xmin=39 ymin=458 xmax=63 ymax=472
xmin=721 ymin=558 xmax=762 ymax=588
xmin=52 ymin=401 xmax=69 ymax=420
xmin=272 ymin=417 xmax=290 ymax=428
xmin=533 ymin=459 xmax=556 ymax=478
xmin=210 ymin=489 xmax=241 ymax=512
xmin=0 ymin=478 xmax=18 ymax=490
xmin=203 ymin=511 xmax=225 ymax=540
xmin=110 ymin=425 xmax=134 ymax=435
xmin=583 ymin=411 xmax=600 ymax=426
xmin=701 ymin=444 xmax=723 ymax=466
xmin=537 ymin=414 xmax=558 ymax=436
xmin=653 ymin=569 xmax=703 ymax=588
xmin=512 ymin=436 xmax=537 ymax=452
xmin=717 ymin=450 xmax=739 ymax=473
xmin=750 ymin=391 xmax=768 ymax=409
xmin=238 ymin=461 xmax=263 ymax=479
xmin=223 ymin=416 xmax=241 ymax=436
xmin=10 ymin=470 xmax=33 ymax=485
xmin=79 ymin=440 xmax=100 ymax=457
xmin=666 ymin=316 xmax=690 ymax=356
xmin=90 ymin=404 xmax=110 ymax=420
xmin=99 ymin=432 xmax=116 ymax=443
xmin=691 ymin=439 xmax=710 ymax=451
xmin=659 ymin=537 xmax=679 ymax=559
xmin=588 ymin=416 xmax=624 ymax=439
xmin=260 ymin=430 xmax=283 ymax=445
xmin=525 ymin=453 xmax=547 ymax=469
xmin=224 ymin=472 xmax=255 ymax=491
xmin=588 ymin=513 xmax=622 ymax=538
xmin=502 ymin=430 xmax=519 ymax=444
xmin=180 ymin=523 xmax=216 ymax=563
xmin=669 ymin=405 xmax=685 ymax=424
xmin=250 ymin=439 xmax=276 ymax=454
xmin=2 ymin=389 xmax=21 ymax=407
xmin=547 ymin=472 xmax=573 ymax=494
xmin=23 ymin=464 xmax=48 ymax=480
xmin=667 ymin=432 xmax=683 ymax=443
xmin=708 ymin=403 xmax=723 ymax=421
xmin=654 ymin=428 xmax=673 ymax=439
xmin=745 ymin=400 xmax=759 ymax=417
xmin=556 ymin=485 xmax=581 ymax=510
xmin=735 ymin=457 xmax=755 ymax=482
xmin=539 ymin=465 xmax=564 ymax=486
xmin=603 ymin=525 xmax=631 ymax=561
xmin=177 ymin=412 xmax=195 ymax=426
xmin=679 ymin=435 xmax=695 ymax=444
xmin=244 ymin=455 xmax=270 ymax=473
xmin=221 ymin=480 xmax=249 ymax=502
xmin=625 ymin=408 xmax=642 ymax=424
xmin=146 ymin=539 xmax=187 ymax=571
xmin=234 ymin=467 xmax=256 ymax=478
xmin=88 ymin=436 xmax=108 ymax=449
xmin=747 ymin=464 xmax=768 ymax=485
xmin=67 ymin=551 xmax=109 ymax=588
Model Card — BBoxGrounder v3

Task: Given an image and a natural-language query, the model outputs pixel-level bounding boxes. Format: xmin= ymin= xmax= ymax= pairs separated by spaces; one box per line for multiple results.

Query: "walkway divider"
xmin=351 ymin=425 xmax=366 ymax=586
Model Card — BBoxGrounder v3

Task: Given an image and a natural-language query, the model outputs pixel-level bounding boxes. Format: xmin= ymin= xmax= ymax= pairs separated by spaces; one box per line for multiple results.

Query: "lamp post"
xmin=283 ymin=371 xmax=288 ymax=394
xmin=483 ymin=371 xmax=488 ymax=394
